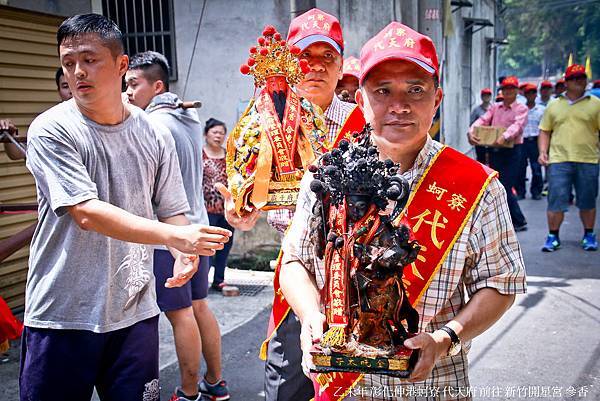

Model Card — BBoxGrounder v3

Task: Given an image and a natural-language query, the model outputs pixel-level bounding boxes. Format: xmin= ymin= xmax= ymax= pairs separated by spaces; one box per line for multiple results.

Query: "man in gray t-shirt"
xmin=125 ymin=51 xmax=230 ymax=401
xmin=20 ymin=15 xmax=231 ymax=401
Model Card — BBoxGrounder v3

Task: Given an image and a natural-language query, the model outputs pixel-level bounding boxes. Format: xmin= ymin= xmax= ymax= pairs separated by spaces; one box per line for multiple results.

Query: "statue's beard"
xmin=271 ymin=90 xmax=286 ymax=123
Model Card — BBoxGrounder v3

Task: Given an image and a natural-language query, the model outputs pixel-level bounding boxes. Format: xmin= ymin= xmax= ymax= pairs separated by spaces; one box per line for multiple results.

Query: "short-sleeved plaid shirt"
xmin=281 ymin=136 xmax=527 ymax=400
xmin=267 ymin=95 xmax=356 ymax=233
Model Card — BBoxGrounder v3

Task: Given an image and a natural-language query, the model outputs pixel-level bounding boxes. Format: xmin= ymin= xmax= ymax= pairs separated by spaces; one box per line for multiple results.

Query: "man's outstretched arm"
xmin=68 ymin=199 xmax=231 ymax=256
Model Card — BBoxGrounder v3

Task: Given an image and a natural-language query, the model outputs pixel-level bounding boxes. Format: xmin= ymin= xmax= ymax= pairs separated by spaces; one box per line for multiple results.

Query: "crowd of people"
xmin=0 ymin=6 xmax=596 ymax=401
xmin=469 ymin=68 xmax=599 ymax=252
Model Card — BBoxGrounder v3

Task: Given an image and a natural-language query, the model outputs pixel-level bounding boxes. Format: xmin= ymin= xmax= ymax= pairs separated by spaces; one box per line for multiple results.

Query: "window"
xmin=102 ymin=0 xmax=178 ymax=80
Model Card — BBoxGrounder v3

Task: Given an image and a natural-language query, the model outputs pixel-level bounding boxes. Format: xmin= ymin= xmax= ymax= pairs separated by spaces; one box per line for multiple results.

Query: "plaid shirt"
xmin=281 ymin=136 xmax=527 ymax=400
xmin=522 ymin=104 xmax=546 ymax=139
xmin=267 ymin=95 xmax=356 ymax=233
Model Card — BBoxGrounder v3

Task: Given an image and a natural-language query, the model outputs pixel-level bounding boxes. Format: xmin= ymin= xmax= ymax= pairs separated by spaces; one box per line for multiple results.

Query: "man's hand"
xmin=300 ymin=311 xmax=326 ymax=377
xmin=165 ymin=254 xmax=199 ymax=288
xmin=215 ymin=182 xmax=261 ymax=231
xmin=0 ymin=119 xmax=17 ymax=135
xmin=538 ymin=152 xmax=549 ymax=166
xmin=467 ymin=130 xmax=480 ymax=146
xmin=403 ymin=331 xmax=451 ymax=382
xmin=495 ymin=135 xmax=506 ymax=146
xmin=169 ymin=224 xmax=231 ymax=256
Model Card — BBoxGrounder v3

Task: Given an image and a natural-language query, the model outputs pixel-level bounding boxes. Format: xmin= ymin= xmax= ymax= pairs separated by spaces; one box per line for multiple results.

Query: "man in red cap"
xmin=538 ymin=80 xmax=553 ymax=106
xmin=554 ymin=78 xmax=566 ymax=97
xmin=470 ymin=88 xmax=493 ymax=163
xmin=280 ymin=22 xmax=525 ymax=400
xmin=516 ymin=83 xmax=545 ymax=200
xmin=469 ymin=75 xmax=529 ymax=231
xmin=538 ymin=64 xmax=599 ymax=252
xmin=214 ymin=8 xmax=365 ymax=401
xmin=335 ymin=56 xmax=360 ymax=103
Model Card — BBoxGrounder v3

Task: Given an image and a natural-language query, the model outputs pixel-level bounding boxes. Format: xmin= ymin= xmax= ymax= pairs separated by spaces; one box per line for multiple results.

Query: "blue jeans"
xmin=208 ymin=213 xmax=235 ymax=285
xmin=547 ymin=162 xmax=599 ymax=212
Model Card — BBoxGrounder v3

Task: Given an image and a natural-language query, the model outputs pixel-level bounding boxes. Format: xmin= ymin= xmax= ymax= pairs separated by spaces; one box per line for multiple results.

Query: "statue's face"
xmin=347 ymin=195 xmax=370 ymax=222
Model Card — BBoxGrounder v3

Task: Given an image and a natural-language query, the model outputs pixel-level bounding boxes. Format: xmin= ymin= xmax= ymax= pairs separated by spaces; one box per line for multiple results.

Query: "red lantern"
xmin=247 ymin=58 xmax=255 ymax=66
xmin=240 ymin=64 xmax=250 ymax=74
xmin=259 ymin=47 xmax=269 ymax=56
xmin=289 ymin=45 xmax=301 ymax=55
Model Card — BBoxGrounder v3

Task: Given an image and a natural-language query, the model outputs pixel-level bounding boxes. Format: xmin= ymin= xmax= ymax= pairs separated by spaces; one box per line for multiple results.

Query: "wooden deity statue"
xmin=226 ymin=25 xmax=329 ymax=216
xmin=309 ymin=129 xmax=422 ymax=377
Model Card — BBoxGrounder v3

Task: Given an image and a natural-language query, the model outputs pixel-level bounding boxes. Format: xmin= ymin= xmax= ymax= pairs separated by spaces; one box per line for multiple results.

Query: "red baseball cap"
xmin=501 ymin=76 xmax=519 ymax=88
xmin=523 ymin=83 xmax=537 ymax=93
xmin=481 ymin=88 xmax=492 ymax=95
xmin=565 ymin=64 xmax=587 ymax=79
xmin=359 ymin=22 xmax=439 ymax=85
xmin=540 ymin=80 xmax=553 ymax=89
xmin=556 ymin=78 xmax=565 ymax=86
xmin=287 ymin=8 xmax=344 ymax=54
xmin=342 ymin=56 xmax=360 ymax=79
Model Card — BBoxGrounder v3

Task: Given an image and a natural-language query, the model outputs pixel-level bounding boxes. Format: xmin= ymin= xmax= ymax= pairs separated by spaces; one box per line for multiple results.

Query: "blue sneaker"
xmin=542 ymin=234 xmax=560 ymax=252
xmin=581 ymin=233 xmax=598 ymax=251
xmin=169 ymin=387 xmax=203 ymax=401
xmin=199 ymin=377 xmax=230 ymax=401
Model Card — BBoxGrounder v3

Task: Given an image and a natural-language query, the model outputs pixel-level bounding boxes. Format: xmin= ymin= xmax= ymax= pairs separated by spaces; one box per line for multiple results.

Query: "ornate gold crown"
xmin=240 ymin=25 xmax=310 ymax=87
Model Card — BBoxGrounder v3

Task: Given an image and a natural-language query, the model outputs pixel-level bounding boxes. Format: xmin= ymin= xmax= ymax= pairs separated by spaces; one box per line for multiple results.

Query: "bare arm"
xmin=0 ymin=119 xmax=25 ymax=160
xmin=280 ymin=260 xmax=321 ymax=323
xmin=67 ymin=199 xmax=231 ymax=255
xmin=538 ymin=129 xmax=551 ymax=166
xmin=405 ymin=288 xmax=515 ymax=382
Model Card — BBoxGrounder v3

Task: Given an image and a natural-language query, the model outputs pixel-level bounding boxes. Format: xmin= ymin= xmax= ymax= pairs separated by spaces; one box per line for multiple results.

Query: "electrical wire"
xmin=183 ymin=0 xmax=208 ymax=99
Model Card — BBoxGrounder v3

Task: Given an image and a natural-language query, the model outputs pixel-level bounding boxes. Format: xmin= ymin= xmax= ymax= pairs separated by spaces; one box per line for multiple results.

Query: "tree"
xmin=499 ymin=0 xmax=600 ymax=79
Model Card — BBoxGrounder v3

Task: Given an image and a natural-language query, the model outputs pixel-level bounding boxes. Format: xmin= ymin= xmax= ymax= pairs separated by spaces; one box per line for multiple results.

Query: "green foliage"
xmin=499 ymin=0 xmax=599 ymax=79
xmin=227 ymin=246 xmax=280 ymax=271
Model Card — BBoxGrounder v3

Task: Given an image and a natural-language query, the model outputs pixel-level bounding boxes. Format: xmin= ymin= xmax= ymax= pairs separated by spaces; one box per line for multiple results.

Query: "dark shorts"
xmin=19 ymin=316 xmax=159 ymax=401
xmin=547 ymin=162 xmax=599 ymax=212
xmin=153 ymin=249 xmax=210 ymax=312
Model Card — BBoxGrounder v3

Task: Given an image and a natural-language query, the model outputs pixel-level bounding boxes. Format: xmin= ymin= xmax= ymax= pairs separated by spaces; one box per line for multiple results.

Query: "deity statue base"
xmin=310 ymin=342 xmax=416 ymax=378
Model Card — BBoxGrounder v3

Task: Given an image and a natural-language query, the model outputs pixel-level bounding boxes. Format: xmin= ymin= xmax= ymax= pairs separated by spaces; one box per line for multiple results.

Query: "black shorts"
xmin=153 ymin=249 xmax=210 ymax=312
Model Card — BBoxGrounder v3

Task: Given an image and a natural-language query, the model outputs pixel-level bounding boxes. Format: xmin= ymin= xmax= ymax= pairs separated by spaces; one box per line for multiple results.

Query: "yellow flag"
xmin=585 ymin=55 xmax=592 ymax=79
xmin=567 ymin=53 xmax=574 ymax=68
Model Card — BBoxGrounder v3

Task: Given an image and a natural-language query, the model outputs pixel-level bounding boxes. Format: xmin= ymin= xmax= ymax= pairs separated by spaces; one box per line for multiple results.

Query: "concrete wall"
xmin=441 ymin=0 xmax=497 ymax=152
xmin=170 ymin=0 xmax=292 ymax=129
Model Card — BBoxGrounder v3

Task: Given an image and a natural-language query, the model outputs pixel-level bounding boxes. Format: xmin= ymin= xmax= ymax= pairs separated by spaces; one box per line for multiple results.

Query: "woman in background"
xmin=202 ymin=118 xmax=235 ymax=291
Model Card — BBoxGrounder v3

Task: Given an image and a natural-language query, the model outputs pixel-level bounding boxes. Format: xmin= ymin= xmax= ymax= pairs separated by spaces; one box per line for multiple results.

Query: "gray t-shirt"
xmin=25 ymin=99 xmax=189 ymax=333
xmin=146 ymin=92 xmax=209 ymax=226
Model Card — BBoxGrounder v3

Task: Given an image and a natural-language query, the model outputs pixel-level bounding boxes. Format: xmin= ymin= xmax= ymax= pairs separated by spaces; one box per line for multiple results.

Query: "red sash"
xmin=331 ymin=105 xmax=366 ymax=148
xmin=311 ymin=146 xmax=498 ymax=400
xmin=260 ymin=105 xmax=365 ymax=360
